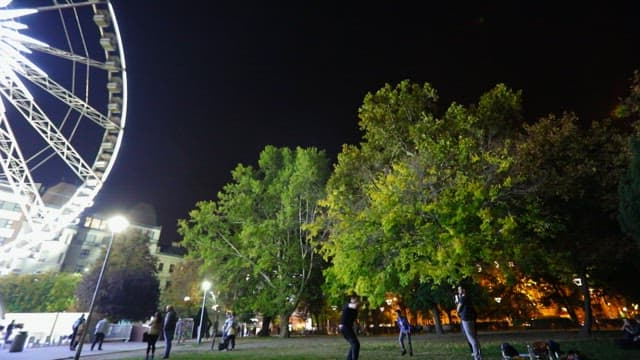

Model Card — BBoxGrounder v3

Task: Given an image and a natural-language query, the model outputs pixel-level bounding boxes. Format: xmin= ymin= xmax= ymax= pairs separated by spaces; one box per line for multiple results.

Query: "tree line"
xmin=2 ymin=74 xmax=640 ymax=337
xmin=178 ymin=73 xmax=640 ymax=337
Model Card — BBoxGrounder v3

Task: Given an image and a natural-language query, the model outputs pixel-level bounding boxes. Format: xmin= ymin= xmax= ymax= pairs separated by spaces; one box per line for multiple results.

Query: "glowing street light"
xmin=74 ymin=215 xmax=128 ymax=360
xmin=197 ymin=280 xmax=212 ymax=344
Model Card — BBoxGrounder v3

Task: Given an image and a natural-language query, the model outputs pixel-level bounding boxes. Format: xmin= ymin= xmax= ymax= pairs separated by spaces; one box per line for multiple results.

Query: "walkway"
xmin=0 ymin=338 xmax=210 ymax=360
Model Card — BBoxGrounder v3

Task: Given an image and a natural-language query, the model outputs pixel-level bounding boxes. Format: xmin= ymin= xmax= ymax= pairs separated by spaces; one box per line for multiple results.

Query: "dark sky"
xmin=90 ymin=2 xmax=640 ymax=244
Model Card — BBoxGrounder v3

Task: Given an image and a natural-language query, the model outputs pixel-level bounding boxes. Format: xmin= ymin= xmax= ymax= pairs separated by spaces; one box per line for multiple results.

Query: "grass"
xmin=122 ymin=330 xmax=638 ymax=360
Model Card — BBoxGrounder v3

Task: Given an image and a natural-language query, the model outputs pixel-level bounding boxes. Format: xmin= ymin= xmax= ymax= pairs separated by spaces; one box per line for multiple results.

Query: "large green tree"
xmin=513 ymin=111 xmax=636 ymax=335
xmin=320 ymin=81 xmax=525 ymax=320
xmin=76 ymin=229 xmax=160 ymax=321
xmin=618 ymin=70 xmax=640 ymax=250
xmin=179 ymin=146 xmax=330 ymax=337
xmin=0 ymin=272 xmax=81 ymax=312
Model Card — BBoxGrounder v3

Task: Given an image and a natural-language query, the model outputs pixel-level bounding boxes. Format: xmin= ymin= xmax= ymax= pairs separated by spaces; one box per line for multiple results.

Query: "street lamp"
xmin=75 ymin=215 xmax=128 ymax=360
xmin=198 ymin=280 xmax=212 ymax=344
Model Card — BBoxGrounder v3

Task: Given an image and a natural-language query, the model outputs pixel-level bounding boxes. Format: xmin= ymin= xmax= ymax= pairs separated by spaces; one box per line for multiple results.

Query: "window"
xmin=158 ymin=262 xmax=164 ymax=272
xmin=80 ymin=249 xmax=90 ymax=258
xmin=86 ymin=234 xmax=96 ymax=244
xmin=165 ymin=281 xmax=171 ymax=290
xmin=169 ymin=264 xmax=175 ymax=273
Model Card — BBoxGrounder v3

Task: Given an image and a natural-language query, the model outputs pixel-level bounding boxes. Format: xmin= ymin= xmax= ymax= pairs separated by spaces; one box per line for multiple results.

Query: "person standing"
xmin=339 ymin=295 xmax=360 ymax=360
xmin=162 ymin=305 xmax=178 ymax=359
xmin=395 ymin=309 xmax=413 ymax=356
xmin=90 ymin=317 xmax=109 ymax=351
xmin=69 ymin=314 xmax=85 ymax=350
xmin=146 ymin=311 xmax=162 ymax=360
xmin=175 ymin=318 xmax=184 ymax=344
xmin=3 ymin=320 xmax=15 ymax=348
xmin=222 ymin=312 xmax=236 ymax=351
xmin=456 ymin=284 xmax=482 ymax=360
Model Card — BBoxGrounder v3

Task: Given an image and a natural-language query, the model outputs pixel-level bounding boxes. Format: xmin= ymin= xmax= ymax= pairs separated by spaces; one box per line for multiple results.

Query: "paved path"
xmin=0 ymin=338 xmax=211 ymax=360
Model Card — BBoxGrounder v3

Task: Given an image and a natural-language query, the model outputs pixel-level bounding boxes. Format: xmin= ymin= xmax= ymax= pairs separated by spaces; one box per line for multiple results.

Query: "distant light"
xmin=202 ymin=280 xmax=211 ymax=291
xmin=107 ymin=215 xmax=129 ymax=233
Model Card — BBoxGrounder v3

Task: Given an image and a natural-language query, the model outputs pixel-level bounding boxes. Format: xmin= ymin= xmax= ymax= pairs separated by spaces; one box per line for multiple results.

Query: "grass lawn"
xmin=125 ymin=330 xmax=637 ymax=360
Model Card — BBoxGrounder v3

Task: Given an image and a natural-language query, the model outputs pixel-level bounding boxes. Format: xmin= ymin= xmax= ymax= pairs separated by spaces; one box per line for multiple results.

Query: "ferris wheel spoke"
xmin=0 ymin=112 xmax=49 ymax=230
xmin=34 ymin=0 xmax=107 ymax=13
xmin=0 ymin=0 xmax=126 ymax=244
xmin=14 ymin=58 xmax=120 ymax=130
xmin=24 ymin=43 xmax=121 ymax=72
xmin=0 ymin=77 xmax=101 ymax=185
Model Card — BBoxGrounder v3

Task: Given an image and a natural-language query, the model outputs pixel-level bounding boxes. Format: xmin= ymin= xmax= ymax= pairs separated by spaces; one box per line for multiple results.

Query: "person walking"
xmin=339 ymin=295 xmax=360 ymax=360
xmin=145 ymin=311 xmax=162 ymax=360
xmin=456 ymin=284 xmax=482 ymax=360
xmin=90 ymin=317 xmax=109 ymax=351
xmin=162 ymin=305 xmax=178 ymax=359
xmin=69 ymin=314 xmax=85 ymax=350
xmin=395 ymin=309 xmax=413 ymax=356
xmin=221 ymin=312 xmax=236 ymax=351
xmin=3 ymin=319 xmax=15 ymax=348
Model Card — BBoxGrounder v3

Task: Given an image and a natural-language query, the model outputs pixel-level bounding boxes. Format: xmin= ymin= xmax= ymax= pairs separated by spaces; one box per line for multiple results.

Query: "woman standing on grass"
xmin=145 ymin=311 xmax=162 ymax=360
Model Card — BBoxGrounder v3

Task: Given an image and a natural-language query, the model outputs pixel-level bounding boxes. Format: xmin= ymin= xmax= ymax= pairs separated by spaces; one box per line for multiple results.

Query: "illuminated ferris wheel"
xmin=0 ymin=0 xmax=126 ymax=239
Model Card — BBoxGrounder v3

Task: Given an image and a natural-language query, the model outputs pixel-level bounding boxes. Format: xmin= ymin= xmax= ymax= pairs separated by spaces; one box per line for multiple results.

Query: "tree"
xmin=0 ymin=272 xmax=81 ymax=312
xmin=513 ymin=112 xmax=636 ymax=335
xmin=159 ymin=258 xmax=203 ymax=317
xmin=320 ymin=81 xmax=524 ymax=310
xmin=179 ymin=146 xmax=330 ymax=337
xmin=618 ymin=70 xmax=640 ymax=249
xmin=76 ymin=229 xmax=160 ymax=321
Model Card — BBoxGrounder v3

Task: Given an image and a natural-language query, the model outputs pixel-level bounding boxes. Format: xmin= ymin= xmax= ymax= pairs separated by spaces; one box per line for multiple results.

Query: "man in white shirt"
xmin=91 ymin=317 xmax=109 ymax=351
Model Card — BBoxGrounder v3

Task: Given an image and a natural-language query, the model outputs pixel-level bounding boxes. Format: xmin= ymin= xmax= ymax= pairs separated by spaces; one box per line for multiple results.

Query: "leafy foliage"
xmin=0 ymin=272 xmax=81 ymax=312
xmin=179 ymin=146 xmax=330 ymax=336
xmin=76 ymin=229 xmax=160 ymax=321
xmin=320 ymin=80 xmax=524 ymax=306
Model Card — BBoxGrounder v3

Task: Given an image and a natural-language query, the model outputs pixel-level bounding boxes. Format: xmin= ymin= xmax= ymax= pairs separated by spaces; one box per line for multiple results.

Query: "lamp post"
xmin=74 ymin=215 xmax=128 ymax=360
xmin=198 ymin=280 xmax=211 ymax=344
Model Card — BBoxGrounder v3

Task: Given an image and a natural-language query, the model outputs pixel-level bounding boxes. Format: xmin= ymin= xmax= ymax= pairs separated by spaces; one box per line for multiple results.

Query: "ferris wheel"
xmin=0 ymin=0 xmax=126 ymax=240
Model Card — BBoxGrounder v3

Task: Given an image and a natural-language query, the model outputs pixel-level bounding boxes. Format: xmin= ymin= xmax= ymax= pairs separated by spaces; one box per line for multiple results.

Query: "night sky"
xmin=89 ymin=2 xmax=640 ymax=244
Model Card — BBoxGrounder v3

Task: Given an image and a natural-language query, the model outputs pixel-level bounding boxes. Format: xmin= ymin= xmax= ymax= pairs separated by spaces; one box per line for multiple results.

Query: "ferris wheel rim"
xmin=0 ymin=0 xmax=127 ymax=238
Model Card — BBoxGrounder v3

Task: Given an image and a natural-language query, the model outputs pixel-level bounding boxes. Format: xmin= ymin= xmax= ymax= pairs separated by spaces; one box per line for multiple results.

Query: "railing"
xmin=104 ymin=324 xmax=132 ymax=342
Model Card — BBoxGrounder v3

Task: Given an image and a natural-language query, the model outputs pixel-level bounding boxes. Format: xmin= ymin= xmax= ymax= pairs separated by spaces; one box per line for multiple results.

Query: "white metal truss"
xmin=0 ymin=0 xmax=127 ymax=243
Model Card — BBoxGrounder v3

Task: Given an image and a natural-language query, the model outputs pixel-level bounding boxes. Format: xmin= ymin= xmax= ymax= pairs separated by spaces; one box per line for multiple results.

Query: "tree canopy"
xmin=76 ymin=229 xmax=160 ymax=321
xmin=179 ymin=146 xmax=330 ymax=336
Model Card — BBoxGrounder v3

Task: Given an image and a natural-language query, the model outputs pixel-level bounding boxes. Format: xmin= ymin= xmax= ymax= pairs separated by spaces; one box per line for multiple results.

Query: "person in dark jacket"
xmin=456 ymin=284 xmax=482 ymax=360
xmin=3 ymin=320 xmax=15 ymax=348
xmin=69 ymin=314 xmax=85 ymax=350
xmin=339 ymin=295 xmax=360 ymax=360
xmin=162 ymin=305 xmax=178 ymax=359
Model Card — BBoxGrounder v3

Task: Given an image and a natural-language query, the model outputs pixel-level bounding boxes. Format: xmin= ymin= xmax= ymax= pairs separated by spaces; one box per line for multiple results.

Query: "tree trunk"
xmin=279 ymin=313 xmax=291 ymax=337
xmin=553 ymin=284 xmax=579 ymax=323
xmin=431 ymin=303 xmax=444 ymax=334
xmin=258 ymin=316 xmax=272 ymax=336
xmin=580 ymin=274 xmax=593 ymax=336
